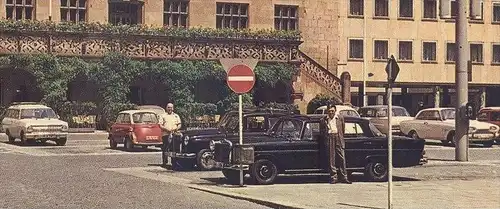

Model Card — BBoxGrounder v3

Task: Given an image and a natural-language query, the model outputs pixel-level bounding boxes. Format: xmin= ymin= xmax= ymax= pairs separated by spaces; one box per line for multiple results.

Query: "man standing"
xmin=319 ymin=104 xmax=351 ymax=184
xmin=160 ymin=103 xmax=182 ymax=167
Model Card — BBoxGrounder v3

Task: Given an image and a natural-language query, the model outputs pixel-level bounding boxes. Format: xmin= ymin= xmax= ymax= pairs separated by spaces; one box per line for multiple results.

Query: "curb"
xmin=188 ymin=185 xmax=304 ymax=209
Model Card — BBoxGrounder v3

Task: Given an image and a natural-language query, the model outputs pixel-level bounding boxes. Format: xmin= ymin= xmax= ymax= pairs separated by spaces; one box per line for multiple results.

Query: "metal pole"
xmin=387 ymin=69 xmax=393 ymax=209
xmin=238 ymin=94 xmax=244 ymax=186
xmin=455 ymin=0 xmax=469 ymax=161
xmin=49 ymin=0 xmax=52 ymax=21
xmin=362 ymin=5 xmax=368 ymax=107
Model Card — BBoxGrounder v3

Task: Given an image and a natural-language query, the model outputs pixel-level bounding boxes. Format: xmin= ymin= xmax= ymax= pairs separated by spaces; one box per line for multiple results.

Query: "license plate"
xmin=473 ymin=133 xmax=493 ymax=139
xmin=146 ymin=136 xmax=159 ymax=140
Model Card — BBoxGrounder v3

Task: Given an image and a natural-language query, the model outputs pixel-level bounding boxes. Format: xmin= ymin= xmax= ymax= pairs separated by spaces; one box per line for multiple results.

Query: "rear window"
xmin=132 ymin=112 xmax=158 ymax=124
xmin=314 ymin=109 xmax=324 ymax=114
xmin=477 ymin=112 xmax=489 ymax=121
xmin=491 ymin=112 xmax=500 ymax=121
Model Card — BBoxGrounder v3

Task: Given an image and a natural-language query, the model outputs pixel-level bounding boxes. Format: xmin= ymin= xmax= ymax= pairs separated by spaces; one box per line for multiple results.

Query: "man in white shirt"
xmin=319 ymin=104 xmax=351 ymax=184
xmin=160 ymin=103 xmax=182 ymax=167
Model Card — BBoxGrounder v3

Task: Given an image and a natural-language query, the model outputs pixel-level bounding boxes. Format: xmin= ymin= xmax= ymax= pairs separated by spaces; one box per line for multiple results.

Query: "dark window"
xmin=493 ymin=45 xmax=500 ymax=64
xmin=493 ymin=4 xmax=500 ymax=22
xmin=399 ymin=41 xmax=412 ymax=60
xmin=109 ymin=2 xmax=143 ymax=25
xmin=423 ymin=0 xmax=436 ymax=19
xmin=422 ymin=42 xmax=436 ymax=61
xmin=302 ymin=122 xmax=320 ymax=141
xmin=350 ymin=0 xmax=364 ymax=16
xmin=216 ymin=3 xmax=248 ymax=29
xmin=470 ymin=43 xmax=483 ymax=63
xmin=121 ymin=114 xmax=131 ymax=124
xmin=491 ymin=112 xmax=500 ymax=121
xmin=446 ymin=43 xmax=456 ymax=62
xmin=416 ymin=110 xmax=440 ymax=120
xmin=349 ymin=39 xmax=363 ymax=59
xmin=374 ymin=40 xmax=388 ymax=60
xmin=60 ymin=0 xmax=86 ymax=22
xmin=6 ymin=0 xmax=34 ymax=20
xmin=399 ymin=0 xmax=413 ymax=18
xmin=274 ymin=119 xmax=302 ymax=140
xmin=164 ymin=0 xmax=189 ymax=27
xmin=245 ymin=116 xmax=266 ymax=132
xmin=451 ymin=0 xmax=457 ymax=18
xmin=375 ymin=0 xmax=388 ymax=17
xmin=469 ymin=0 xmax=483 ymax=19
xmin=274 ymin=5 xmax=298 ymax=31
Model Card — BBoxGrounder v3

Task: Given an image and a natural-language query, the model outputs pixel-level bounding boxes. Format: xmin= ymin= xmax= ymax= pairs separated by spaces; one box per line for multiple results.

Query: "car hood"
xmin=182 ymin=128 xmax=222 ymax=137
xmin=20 ymin=119 xmax=68 ymax=126
xmin=370 ymin=116 xmax=414 ymax=124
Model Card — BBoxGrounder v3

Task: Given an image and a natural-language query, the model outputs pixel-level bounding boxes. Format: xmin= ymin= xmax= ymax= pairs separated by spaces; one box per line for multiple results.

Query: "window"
xmin=491 ymin=112 xmax=500 ymax=121
xmin=374 ymin=40 xmax=388 ymax=60
xmin=274 ymin=119 xmax=301 ymax=140
xmin=375 ymin=0 xmax=388 ymax=17
xmin=469 ymin=0 xmax=483 ymax=20
xmin=132 ymin=113 xmax=159 ymax=124
xmin=60 ymin=0 xmax=86 ymax=23
xmin=349 ymin=39 xmax=363 ymax=59
xmin=109 ymin=2 xmax=143 ymax=25
xmin=422 ymin=42 xmax=436 ymax=62
xmin=274 ymin=5 xmax=298 ymax=31
xmin=6 ymin=0 xmax=34 ymax=20
xmin=446 ymin=43 xmax=456 ymax=62
xmin=344 ymin=122 xmax=365 ymax=137
xmin=399 ymin=0 xmax=413 ymax=18
xmin=477 ymin=112 xmax=488 ymax=121
xmin=216 ymin=3 xmax=248 ymax=29
xmin=416 ymin=110 xmax=440 ymax=120
xmin=20 ymin=108 xmax=57 ymax=119
xmin=493 ymin=4 xmax=500 ymax=23
xmin=423 ymin=0 xmax=436 ymax=19
xmin=302 ymin=122 xmax=320 ymax=141
xmin=493 ymin=44 xmax=500 ymax=64
xmin=121 ymin=114 xmax=131 ymax=123
xmin=164 ymin=0 xmax=189 ymax=27
xmin=398 ymin=41 xmax=412 ymax=61
xmin=245 ymin=116 xmax=266 ymax=132
xmin=350 ymin=0 xmax=364 ymax=16
xmin=470 ymin=43 xmax=483 ymax=63
xmin=451 ymin=0 xmax=458 ymax=18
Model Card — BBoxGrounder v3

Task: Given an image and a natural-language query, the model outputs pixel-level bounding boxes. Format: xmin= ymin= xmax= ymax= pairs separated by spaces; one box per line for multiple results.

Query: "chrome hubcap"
xmin=202 ymin=152 xmax=215 ymax=167
xmin=373 ymin=163 xmax=386 ymax=176
xmin=259 ymin=165 xmax=272 ymax=179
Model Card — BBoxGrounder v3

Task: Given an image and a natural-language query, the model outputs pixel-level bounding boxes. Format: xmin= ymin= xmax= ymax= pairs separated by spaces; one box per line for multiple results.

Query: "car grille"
xmin=392 ymin=125 xmax=400 ymax=130
xmin=33 ymin=125 xmax=62 ymax=132
xmin=474 ymin=129 xmax=493 ymax=134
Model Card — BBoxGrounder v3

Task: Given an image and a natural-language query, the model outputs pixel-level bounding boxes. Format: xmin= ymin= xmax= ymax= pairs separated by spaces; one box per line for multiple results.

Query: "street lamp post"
xmin=362 ymin=3 xmax=368 ymax=107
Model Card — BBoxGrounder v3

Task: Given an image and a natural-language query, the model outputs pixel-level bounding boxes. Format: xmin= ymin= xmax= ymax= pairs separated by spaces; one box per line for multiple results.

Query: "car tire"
xmin=250 ymin=159 xmax=278 ymax=185
xmin=5 ymin=130 xmax=15 ymax=143
xmin=109 ymin=139 xmax=117 ymax=149
xmin=20 ymin=131 xmax=27 ymax=145
xmin=364 ymin=161 xmax=388 ymax=182
xmin=124 ymin=138 xmax=134 ymax=151
xmin=409 ymin=130 xmax=420 ymax=140
xmin=197 ymin=149 xmax=216 ymax=171
xmin=56 ymin=138 xmax=67 ymax=146
xmin=483 ymin=140 xmax=494 ymax=148
xmin=445 ymin=131 xmax=455 ymax=147
xmin=222 ymin=169 xmax=241 ymax=184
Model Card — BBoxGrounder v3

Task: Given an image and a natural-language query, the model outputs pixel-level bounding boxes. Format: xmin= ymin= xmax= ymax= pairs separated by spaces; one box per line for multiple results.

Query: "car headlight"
xmin=26 ymin=126 xmax=33 ymax=133
xmin=489 ymin=126 xmax=498 ymax=132
xmin=468 ymin=127 xmax=477 ymax=133
xmin=183 ymin=136 xmax=189 ymax=145
xmin=61 ymin=125 xmax=69 ymax=131
xmin=209 ymin=140 xmax=216 ymax=151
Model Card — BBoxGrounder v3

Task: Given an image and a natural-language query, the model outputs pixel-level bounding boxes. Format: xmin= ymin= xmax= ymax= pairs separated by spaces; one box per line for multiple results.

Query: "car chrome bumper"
xmin=166 ymin=152 xmax=196 ymax=159
xmin=222 ymin=164 xmax=250 ymax=171
xmin=25 ymin=132 xmax=67 ymax=139
xmin=134 ymin=142 xmax=163 ymax=146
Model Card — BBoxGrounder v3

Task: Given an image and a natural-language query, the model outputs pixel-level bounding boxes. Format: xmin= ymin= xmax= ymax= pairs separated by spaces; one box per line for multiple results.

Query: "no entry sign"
xmin=226 ymin=64 xmax=255 ymax=94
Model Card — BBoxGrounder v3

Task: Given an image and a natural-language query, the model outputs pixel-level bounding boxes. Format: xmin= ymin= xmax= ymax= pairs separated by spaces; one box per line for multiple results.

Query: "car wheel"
xmin=20 ymin=131 xmax=27 ymax=145
xmin=409 ymin=130 xmax=420 ymax=140
xmin=124 ymin=138 xmax=134 ymax=151
xmin=222 ymin=169 xmax=241 ymax=184
xmin=364 ymin=161 xmax=388 ymax=182
xmin=483 ymin=140 xmax=494 ymax=148
xmin=56 ymin=138 xmax=67 ymax=146
xmin=109 ymin=139 xmax=117 ymax=149
xmin=250 ymin=159 xmax=278 ymax=185
xmin=197 ymin=149 xmax=216 ymax=171
xmin=5 ymin=130 xmax=15 ymax=143
xmin=446 ymin=131 xmax=455 ymax=147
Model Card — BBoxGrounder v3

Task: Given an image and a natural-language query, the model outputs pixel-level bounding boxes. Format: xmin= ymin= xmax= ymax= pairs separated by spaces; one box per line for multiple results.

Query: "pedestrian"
xmin=160 ymin=103 xmax=182 ymax=167
xmin=319 ymin=104 xmax=352 ymax=184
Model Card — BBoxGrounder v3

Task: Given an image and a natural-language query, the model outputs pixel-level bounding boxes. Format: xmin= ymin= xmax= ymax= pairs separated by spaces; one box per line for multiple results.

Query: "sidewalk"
xmin=188 ymin=160 xmax=500 ymax=209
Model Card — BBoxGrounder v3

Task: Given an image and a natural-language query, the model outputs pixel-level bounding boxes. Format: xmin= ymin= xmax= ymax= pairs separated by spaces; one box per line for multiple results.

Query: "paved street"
xmin=0 ymin=133 xmax=499 ymax=209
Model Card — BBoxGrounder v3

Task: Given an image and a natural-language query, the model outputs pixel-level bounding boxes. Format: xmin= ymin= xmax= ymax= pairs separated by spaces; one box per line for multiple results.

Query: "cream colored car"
xmin=312 ymin=105 xmax=360 ymax=117
xmin=400 ymin=108 xmax=498 ymax=147
xmin=358 ymin=105 xmax=413 ymax=135
xmin=1 ymin=103 xmax=69 ymax=145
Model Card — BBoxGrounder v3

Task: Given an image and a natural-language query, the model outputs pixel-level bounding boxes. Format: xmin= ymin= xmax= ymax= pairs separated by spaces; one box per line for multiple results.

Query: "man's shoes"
xmin=339 ymin=179 xmax=352 ymax=184
xmin=329 ymin=179 xmax=338 ymax=184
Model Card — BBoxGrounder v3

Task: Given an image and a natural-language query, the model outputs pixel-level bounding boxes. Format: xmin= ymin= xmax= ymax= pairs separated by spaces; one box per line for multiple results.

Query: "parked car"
xmin=213 ymin=115 xmax=426 ymax=185
xmin=0 ymin=102 xmax=69 ymax=145
xmin=477 ymin=107 xmax=500 ymax=144
xmin=164 ymin=108 xmax=295 ymax=171
xmin=108 ymin=110 xmax=163 ymax=150
xmin=358 ymin=105 xmax=413 ymax=135
xmin=400 ymin=108 xmax=498 ymax=147
xmin=311 ymin=105 xmax=360 ymax=117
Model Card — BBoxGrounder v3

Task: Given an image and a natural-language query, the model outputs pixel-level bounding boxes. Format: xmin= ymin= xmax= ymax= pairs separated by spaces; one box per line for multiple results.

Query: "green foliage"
xmin=254 ymin=63 xmax=299 ymax=88
xmin=0 ymin=19 xmax=301 ymax=41
xmin=176 ymin=103 xmax=218 ymax=122
xmin=306 ymin=93 xmax=337 ymax=114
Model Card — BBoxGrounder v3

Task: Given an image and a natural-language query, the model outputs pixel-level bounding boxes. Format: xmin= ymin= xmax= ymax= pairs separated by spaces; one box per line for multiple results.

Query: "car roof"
xmin=8 ymin=104 xmax=51 ymax=109
xmin=480 ymin=107 xmax=500 ymax=111
xmin=358 ymin=105 xmax=406 ymax=109
xmin=119 ymin=110 xmax=157 ymax=114
xmin=282 ymin=114 xmax=368 ymax=123
xmin=420 ymin=107 xmax=454 ymax=111
xmin=226 ymin=108 xmax=295 ymax=115
xmin=316 ymin=105 xmax=357 ymax=111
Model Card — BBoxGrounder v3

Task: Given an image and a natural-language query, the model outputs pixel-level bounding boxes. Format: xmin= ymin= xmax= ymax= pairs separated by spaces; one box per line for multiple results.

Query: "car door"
xmin=111 ymin=114 xmax=130 ymax=143
xmin=270 ymin=118 xmax=306 ymax=170
xmin=287 ymin=121 xmax=320 ymax=169
xmin=344 ymin=121 xmax=379 ymax=168
xmin=423 ymin=110 xmax=442 ymax=139
xmin=413 ymin=111 xmax=434 ymax=139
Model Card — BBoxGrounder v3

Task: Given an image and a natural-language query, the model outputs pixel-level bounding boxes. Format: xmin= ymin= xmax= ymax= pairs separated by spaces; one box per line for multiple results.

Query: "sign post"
xmin=385 ymin=55 xmax=399 ymax=209
xmin=221 ymin=59 xmax=257 ymax=187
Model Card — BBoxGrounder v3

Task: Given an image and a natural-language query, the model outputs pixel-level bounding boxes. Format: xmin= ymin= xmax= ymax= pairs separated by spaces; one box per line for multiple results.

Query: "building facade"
xmin=337 ymin=0 xmax=500 ymax=115
xmin=0 ymin=0 xmax=347 ymax=113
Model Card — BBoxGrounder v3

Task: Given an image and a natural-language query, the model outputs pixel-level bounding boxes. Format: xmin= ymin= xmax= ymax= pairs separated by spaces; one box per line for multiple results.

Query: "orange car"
xmin=109 ymin=110 xmax=162 ymax=150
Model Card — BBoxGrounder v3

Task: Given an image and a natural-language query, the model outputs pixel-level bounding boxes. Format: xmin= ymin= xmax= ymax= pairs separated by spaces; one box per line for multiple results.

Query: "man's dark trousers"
xmin=161 ymin=135 xmax=170 ymax=166
xmin=327 ymin=133 xmax=348 ymax=181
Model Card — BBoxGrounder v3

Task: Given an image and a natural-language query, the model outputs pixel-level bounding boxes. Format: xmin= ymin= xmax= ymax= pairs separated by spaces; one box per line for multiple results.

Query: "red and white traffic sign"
xmin=226 ymin=64 xmax=255 ymax=94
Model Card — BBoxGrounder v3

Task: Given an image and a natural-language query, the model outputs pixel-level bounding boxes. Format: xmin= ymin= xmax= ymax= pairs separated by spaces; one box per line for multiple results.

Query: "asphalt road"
xmin=0 ymin=133 xmax=499 ymax=209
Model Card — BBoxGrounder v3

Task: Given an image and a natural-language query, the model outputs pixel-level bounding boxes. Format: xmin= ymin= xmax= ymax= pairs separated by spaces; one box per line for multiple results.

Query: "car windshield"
xmin=441 ymin=109 xmax=455 ymax=120
xmin=132 ymin=112 xmax=158 ymax=124
xmin=359 ymin=107 xmax=409 ymax=117
xmin=369 ymin=122 xmax=385 ymax=137
xmin=20 ymin=108 xmax=57 ymax=119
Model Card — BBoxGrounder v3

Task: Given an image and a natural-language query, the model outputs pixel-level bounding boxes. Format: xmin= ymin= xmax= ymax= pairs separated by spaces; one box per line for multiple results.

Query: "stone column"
xmin=480 ymin=87 xmax=486 ymax=108
xmin=358 ymin=85 xmax=365 ymax=107
xmin=341 ymin=72 xmax=351 ymax=104
xmin=433 ymin=86 xmax=441 ymax=108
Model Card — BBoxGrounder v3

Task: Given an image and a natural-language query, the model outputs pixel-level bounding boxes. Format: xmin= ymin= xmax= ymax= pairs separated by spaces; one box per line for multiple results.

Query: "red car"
xmin=109 ymin=110 xmax=162 ymax=150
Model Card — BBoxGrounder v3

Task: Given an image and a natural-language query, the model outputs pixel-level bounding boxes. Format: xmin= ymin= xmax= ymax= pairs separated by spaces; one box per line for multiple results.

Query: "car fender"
xmin=364 ymin=155 xmax=387 ymax=164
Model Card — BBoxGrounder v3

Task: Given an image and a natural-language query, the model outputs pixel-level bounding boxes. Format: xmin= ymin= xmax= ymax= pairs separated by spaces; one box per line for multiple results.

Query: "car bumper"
xmin=222 ymin=164 xmax=250 ymax=171
xmin=165 ymin=152 xmax=196 ymax=159
xmin=134 ymin=141 xmax=162 ymax=146
xmin=468 ymin=133 xmax=496 ymax=142
xmin=25 ymin=132 xmax=67 ymax=140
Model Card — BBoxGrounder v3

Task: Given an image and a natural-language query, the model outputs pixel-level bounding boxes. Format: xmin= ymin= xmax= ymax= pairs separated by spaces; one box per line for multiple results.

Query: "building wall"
xmin=338 ymin=0 xmax=500 ymax=85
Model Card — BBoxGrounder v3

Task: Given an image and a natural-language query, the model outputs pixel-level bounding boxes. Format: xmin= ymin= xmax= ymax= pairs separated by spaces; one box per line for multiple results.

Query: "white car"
xmin=1 ymin=103 xmax=69 ymax=145
xmin=311 ymin=105 xmax=360 ymax=117
xmin=358 ymin=105 xmax=413 ymax=135
xmin=400 ymin=108 xmax=498 ymax=147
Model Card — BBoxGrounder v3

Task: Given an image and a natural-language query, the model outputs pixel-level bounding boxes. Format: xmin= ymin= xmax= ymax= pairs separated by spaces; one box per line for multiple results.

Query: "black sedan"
xmin=213 ymin=115 xmax=426 ymax=185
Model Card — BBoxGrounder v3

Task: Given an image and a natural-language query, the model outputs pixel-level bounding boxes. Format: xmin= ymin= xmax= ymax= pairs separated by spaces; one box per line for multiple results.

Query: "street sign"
xmin=226 ymin=64 xmax=256 ymax=94
xmin=385 ymin=55 xmax=400 ymax=84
